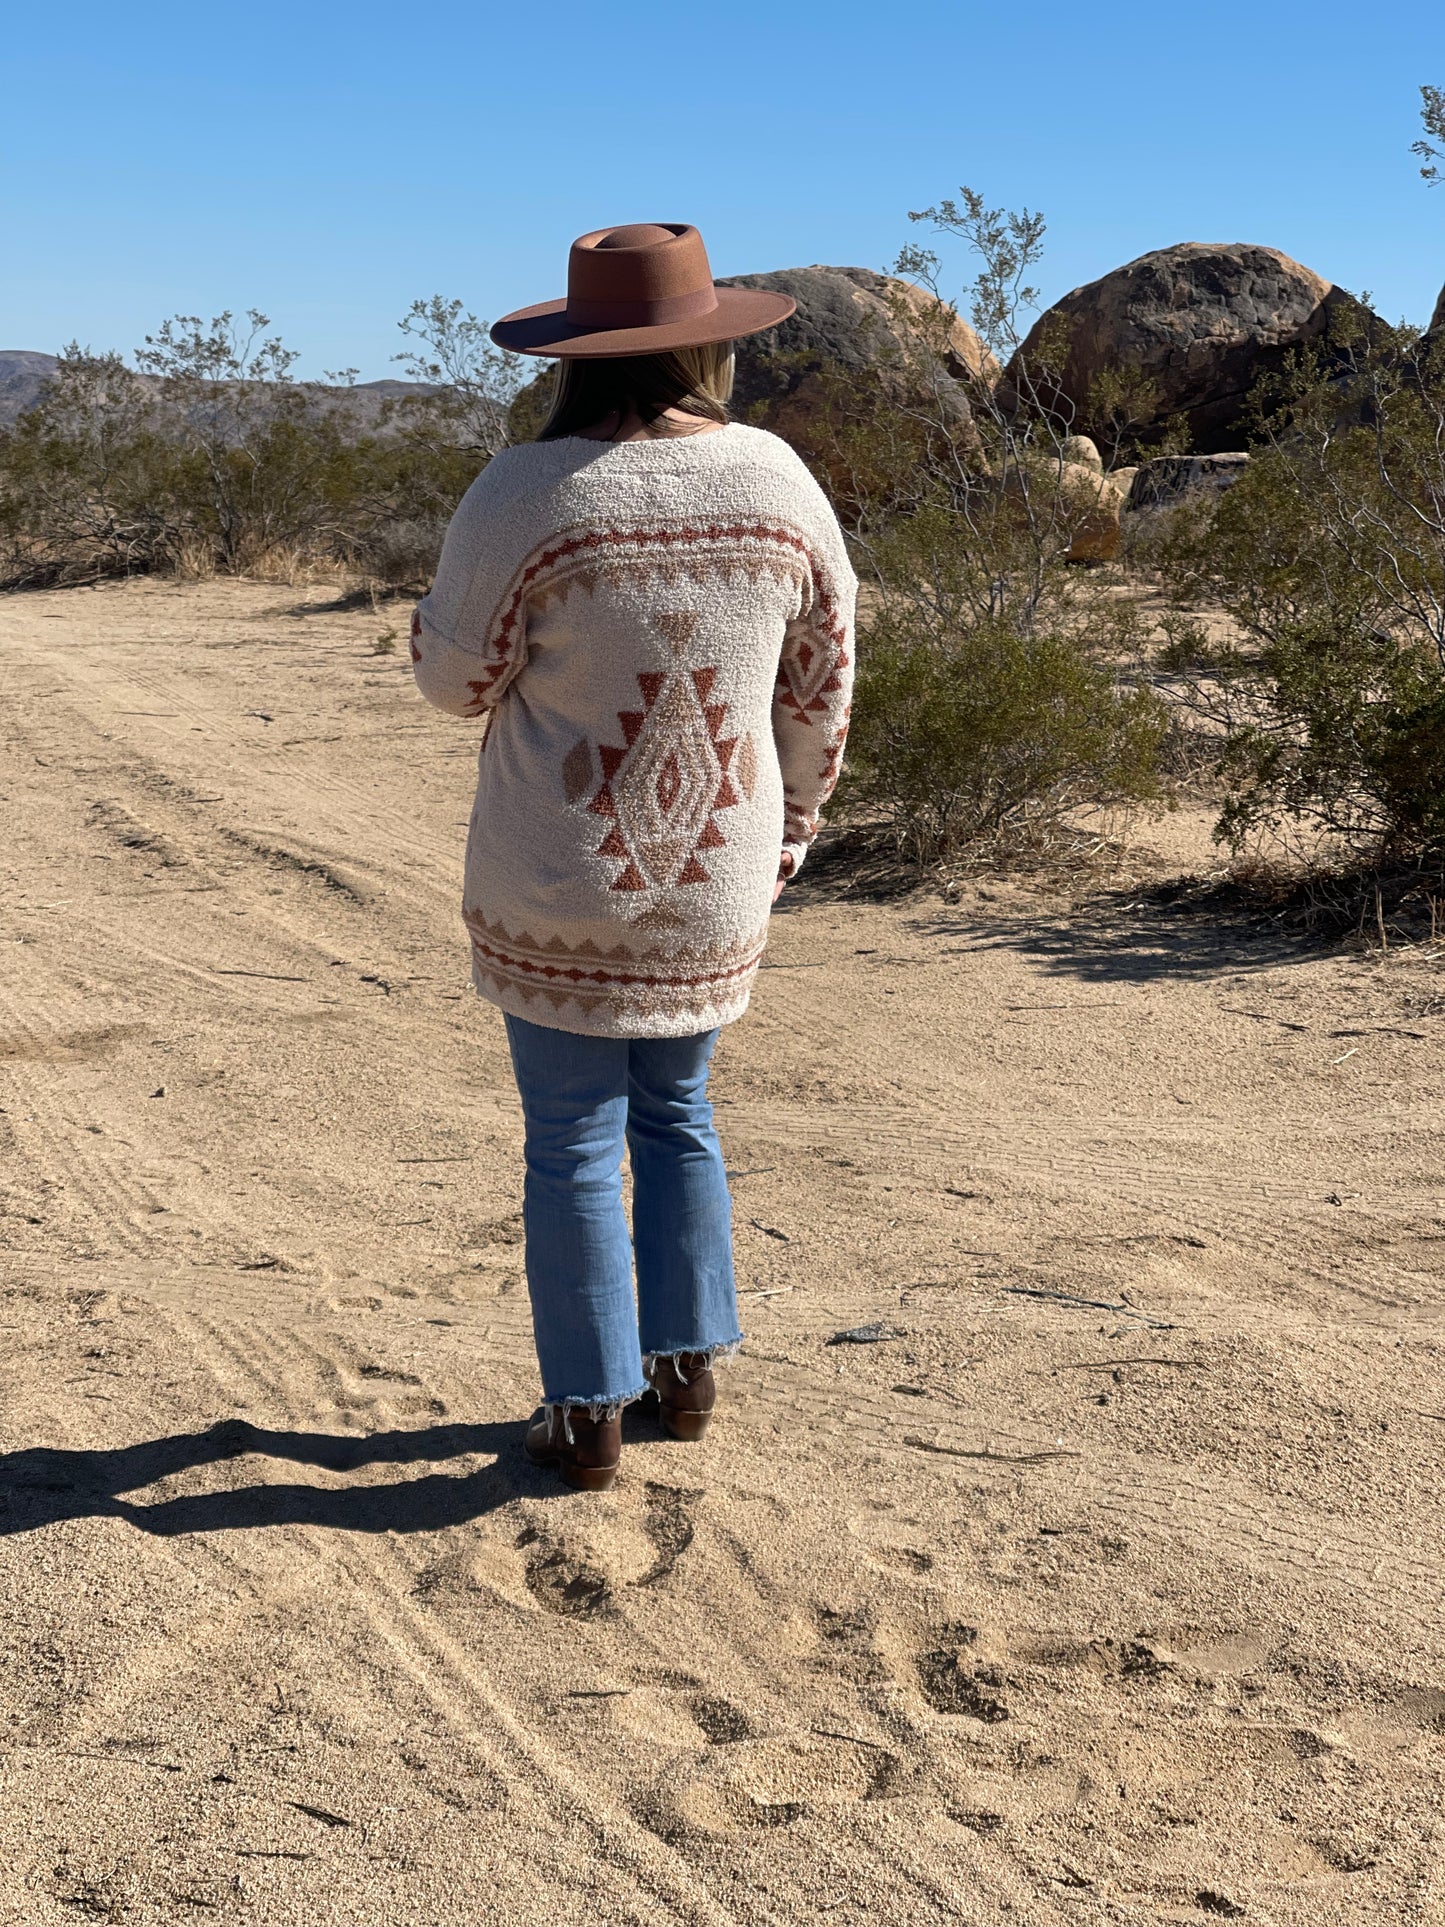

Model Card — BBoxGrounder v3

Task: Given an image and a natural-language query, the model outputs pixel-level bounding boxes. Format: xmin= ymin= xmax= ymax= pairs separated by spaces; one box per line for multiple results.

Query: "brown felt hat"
xmin=489 ymin=222 xmax=795 ymax=358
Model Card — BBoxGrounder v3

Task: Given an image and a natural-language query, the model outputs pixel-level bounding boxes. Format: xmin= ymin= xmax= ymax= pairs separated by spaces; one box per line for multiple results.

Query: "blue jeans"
xmin=503 ymin=1015 xmax=741 ymax=1410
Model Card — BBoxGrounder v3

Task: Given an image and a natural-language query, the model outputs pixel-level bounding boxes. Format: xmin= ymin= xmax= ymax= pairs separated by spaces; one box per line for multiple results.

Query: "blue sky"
xmin=5 ymin=1 xmax=1442 ymax=379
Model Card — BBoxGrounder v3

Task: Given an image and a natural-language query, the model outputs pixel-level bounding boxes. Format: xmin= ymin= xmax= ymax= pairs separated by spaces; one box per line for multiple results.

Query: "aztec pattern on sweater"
xmin=411 ymin=424 xmax=856 ymax=1038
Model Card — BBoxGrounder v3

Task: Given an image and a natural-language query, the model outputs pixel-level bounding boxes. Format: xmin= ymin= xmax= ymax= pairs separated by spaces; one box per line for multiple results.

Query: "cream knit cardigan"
xmin=410 ymin=423 xmax=857 ymax=1038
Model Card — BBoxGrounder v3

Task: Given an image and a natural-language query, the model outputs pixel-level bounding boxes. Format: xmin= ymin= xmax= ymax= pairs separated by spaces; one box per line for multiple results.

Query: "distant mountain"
xmin=0 ymin=350 xmax=59 ymax=427
xmin=0 ymin=350 xmax=433 ymax=432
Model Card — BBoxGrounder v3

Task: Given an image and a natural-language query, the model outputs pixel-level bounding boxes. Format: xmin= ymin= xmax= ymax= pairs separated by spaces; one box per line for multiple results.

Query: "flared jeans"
xmin=503 ymin=1014 xmax=741 ymax=1411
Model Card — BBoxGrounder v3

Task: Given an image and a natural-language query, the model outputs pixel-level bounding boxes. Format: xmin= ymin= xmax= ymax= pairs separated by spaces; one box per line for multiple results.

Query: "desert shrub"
xmin=840 ymin=608 xmax=1166 ymax=861
xmin=343 ymin=513 xmax=453 ymax=590
xmin=133 ymin=313 xmax=368 ymax=573
xmin=812 ymin=191 xmax=1168 ymax=862
xmin=1153 ymin=321 xmax=1445 ymax=863
xmin=0 ymin=350 xmax=176 ymax=584
xmin=0 ymin=301 xmax=523 ymax=592
xmin=1084 ymin=365 xmax=1191 ymax=469
xmin=507 ymin=368 xmax=555 ymax=444
xmin=1146 ymin=89 xmax=1445 ymax=873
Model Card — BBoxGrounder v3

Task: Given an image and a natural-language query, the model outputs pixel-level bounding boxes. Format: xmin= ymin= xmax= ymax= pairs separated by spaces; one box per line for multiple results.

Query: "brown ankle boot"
xmin=524 ymin=1405 xmax=622 ymax=1490
xmin=646 ymin=1352 xmax=716 ymax=1442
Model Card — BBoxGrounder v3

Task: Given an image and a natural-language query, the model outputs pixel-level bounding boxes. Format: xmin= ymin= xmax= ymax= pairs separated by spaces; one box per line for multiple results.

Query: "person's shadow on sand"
xmin=0 ymin=1418 xmax=538 ymax=1537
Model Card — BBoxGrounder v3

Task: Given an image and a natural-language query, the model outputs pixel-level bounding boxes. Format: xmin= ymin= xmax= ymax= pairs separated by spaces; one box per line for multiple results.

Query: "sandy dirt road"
xmin=1 ymin=577 xmax=1442 ymax=1926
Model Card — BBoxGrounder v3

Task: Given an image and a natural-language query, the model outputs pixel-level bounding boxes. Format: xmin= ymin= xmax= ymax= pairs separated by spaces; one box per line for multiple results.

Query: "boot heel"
xmin=561 ymin=1460 xmax=619 ymax=1491
xmin=525 ymin=1406 xmax=622 ymax=1490
xmin=661 ymin=1406 xmax=711 ymax=1442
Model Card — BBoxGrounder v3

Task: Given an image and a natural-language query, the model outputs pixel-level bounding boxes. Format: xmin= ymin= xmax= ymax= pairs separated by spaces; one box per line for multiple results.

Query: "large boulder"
xmin=998 ymin=243 xmax=1378 ymax=455
xmin=1430 ymin=282 xmax=1445 ymax=336
xmin=712 ymin=266 xmax=997 ymax=493
xmin=717 ymin=265 xmax=996 ymax=420
xmin=1060 ymin=433 xmax=1104 ymax=472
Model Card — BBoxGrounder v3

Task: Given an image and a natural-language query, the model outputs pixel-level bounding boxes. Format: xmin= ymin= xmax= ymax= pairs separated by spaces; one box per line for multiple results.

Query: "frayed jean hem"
xmin=540 ymin=1385 xmax=650 ymax=1428
xmin=642 ymin=1336 xmax=743 ymax=1377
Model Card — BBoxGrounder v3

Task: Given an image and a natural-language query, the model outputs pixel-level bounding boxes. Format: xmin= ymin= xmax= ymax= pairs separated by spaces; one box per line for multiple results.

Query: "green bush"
xmin=841 ymin=610 xmax=1166 ymax=862
xmin=1154 ymin=322 xmax=1445 ymax=863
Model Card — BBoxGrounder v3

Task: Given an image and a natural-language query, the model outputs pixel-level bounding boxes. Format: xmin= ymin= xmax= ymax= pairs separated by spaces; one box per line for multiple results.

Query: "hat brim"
xmin=489 ymin=287 xmax=796 ymax=358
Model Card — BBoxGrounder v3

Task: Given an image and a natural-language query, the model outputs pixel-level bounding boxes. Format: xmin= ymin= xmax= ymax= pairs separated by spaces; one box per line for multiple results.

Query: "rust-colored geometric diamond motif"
xmin=582 ymin=666 xmax=757 ymax=891
xmin=775 ymin=631 xmax=845 ymax=727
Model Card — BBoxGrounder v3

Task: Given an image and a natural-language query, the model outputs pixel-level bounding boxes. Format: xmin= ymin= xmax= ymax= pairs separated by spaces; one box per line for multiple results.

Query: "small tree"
xmin=1413 ymin=83 xmax=1445 ymax=182
xmin=301 ymin=295 xmax=532 ymax=587
xmin=134 ymin=310 xmax=362 ymax=572
xmin=392 ymin=297 xmax=526 ymax=460
xmin=1148 ymin=94 xmax=1445 ymax=875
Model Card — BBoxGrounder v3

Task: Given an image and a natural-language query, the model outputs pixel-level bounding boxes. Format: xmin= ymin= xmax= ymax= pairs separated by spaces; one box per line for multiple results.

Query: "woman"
xmin=410 ymin=222 xmax=856 ymax=1490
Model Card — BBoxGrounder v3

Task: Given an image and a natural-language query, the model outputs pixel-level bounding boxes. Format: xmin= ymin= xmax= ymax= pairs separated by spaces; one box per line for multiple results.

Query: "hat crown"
xmin=489 ymin=221 xmax=797 ymax=356
xmin=565 ymin=223 xmax=719 ymax=329
xmin=594 ymin=223 xmax=676 ymax=251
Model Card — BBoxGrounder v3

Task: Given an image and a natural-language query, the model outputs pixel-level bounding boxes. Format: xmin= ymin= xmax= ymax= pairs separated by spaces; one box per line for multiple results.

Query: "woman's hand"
xmin=772 ymin=877 xmax=786 ymax=903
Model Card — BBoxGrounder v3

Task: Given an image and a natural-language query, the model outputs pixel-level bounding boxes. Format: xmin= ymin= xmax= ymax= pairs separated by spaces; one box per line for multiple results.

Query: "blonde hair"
xmin=537 ymin=341 xmax=735 ymax=441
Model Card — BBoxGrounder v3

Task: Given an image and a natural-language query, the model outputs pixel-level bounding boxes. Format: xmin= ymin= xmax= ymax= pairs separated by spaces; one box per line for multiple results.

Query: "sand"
xmin=0 ymin=576 xmax=1441 ymax=1926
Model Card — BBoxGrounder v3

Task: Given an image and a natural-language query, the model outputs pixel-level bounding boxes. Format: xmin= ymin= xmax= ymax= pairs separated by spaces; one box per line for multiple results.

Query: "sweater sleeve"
xmin=409 ymin=459 xmax=530 ymax=718
xmin=771 ymin=503 xmax=857 ymax=878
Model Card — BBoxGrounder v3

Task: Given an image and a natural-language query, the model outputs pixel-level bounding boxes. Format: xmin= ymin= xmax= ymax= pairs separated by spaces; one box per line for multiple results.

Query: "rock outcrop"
xmin=998 ymin=244 xmax=1378 ymax=454
xmin=1003 ymin=455 xmax=1132 ymax=563
xmin=1125 ymin=451 xmax=1251 ymax=514
xmin=1430 ymin=282 xmax=1445 ymax=336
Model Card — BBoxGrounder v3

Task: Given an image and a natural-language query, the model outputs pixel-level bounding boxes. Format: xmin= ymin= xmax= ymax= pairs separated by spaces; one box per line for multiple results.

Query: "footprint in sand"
xmin=642 ymin=1731 xmax=899 ymax=1840
xmin=637 ymin=1481 xmax=703 ymax=1587
xmin=916 ymin=1646 xmax=1011 ymax=1721
xmin=866 ymin=1542 xmax=934 ymax=1576
xmin=521 ymin=1538 xmax=615 ymax=1619
xmin=688 ymin=1694 xmax=754 ymax=1745
xmin=845 ymin=1512 xmax=935 ymax=1577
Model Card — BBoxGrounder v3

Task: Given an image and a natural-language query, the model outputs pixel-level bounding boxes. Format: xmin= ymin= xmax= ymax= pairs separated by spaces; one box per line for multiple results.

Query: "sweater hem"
xmin=471 ymin=963 xmax=753 ymax=1039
